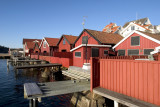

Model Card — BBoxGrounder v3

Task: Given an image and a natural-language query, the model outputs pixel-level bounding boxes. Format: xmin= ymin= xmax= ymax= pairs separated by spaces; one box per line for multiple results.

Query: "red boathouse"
xmin=113 ymin=30 xmax=160 ymax=56
xmin=71 ymin=29 xmax=123 ymax=67
xmin=39 ymin=37 xmax=59 ymax=56
xmin=57 ymin=35 xmax=77 ymax=52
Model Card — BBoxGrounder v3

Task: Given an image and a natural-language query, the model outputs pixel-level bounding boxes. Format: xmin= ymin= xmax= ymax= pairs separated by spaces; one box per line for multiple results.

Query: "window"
xmin=131 ymin=36 xmax=140 ymax=46
xmin=104 ymin=50 xmax=108 ymax=55
xmin=75 ymin=52 xmax=81 ymax=57
xmin=131 ymin=26 xmax=135 ymax=30
xmin=82 ymin=36 xmax=88 ymax=44
xmin=43 ymin=41 xmax=46 ymax=48
xmin=144 ymin=49 xmax=154 ymax=55
xmin=43 ymin=51 xmax=47 ymax=53
xmin=61 ymin=49 xmax=66 ymax=52
xmin=92 ymin=48 xmax=99 ymax=57
xmin=128 ymin=49 xmax=139 ymax=55
xmin=36 ymin=51 xmax=38 ymax=53
xmin=118 ymin=50 xmax=125 ymax=56
xmin=63 ymin=39 xmax=65 ymax=45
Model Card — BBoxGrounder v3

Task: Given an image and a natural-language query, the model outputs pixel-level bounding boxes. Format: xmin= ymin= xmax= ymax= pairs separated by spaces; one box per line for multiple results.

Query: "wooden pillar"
xmin=33 ymin=98 xmax=38 ymax=107
xmin=114 ymin=101 xmax=119 ymax=107
xmin=29 ymin=99 xmax=33 ymax=107
xmin=29 ymin=98 xmax=38 ymax=107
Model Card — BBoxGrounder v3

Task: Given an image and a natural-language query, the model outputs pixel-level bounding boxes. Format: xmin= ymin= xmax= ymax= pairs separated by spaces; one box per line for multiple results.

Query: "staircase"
xmin=62 ymin=66 xmax=90 ymax=80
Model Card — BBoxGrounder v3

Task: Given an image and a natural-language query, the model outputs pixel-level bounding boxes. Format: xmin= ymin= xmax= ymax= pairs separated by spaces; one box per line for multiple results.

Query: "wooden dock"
xmin=15 ymin=63 xmax=62 ymax=69
xmin=8 ymin=60 xmax=42 ymax=62
xmin=93 ymin=87 xmax=159 ymax=107
xmin=24 ymin=80 xmax=90 ymax=99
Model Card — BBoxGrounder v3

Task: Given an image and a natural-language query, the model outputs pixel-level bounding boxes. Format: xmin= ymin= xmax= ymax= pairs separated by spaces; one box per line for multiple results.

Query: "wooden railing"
xmin=99 ymin=55 xmax=158 ymax=61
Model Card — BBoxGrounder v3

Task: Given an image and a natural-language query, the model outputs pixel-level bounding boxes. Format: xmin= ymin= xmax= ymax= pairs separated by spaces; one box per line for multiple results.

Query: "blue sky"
xmin=0 ymin=0 xmax=160 ymax=48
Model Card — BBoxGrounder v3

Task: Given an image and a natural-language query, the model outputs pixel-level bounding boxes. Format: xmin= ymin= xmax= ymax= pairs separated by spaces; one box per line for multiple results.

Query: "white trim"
xmin=150 ymin=46 xmax=160 ymax=54
xmin=70 ymin=44 xmax=111 ymax=52
xmin=113 ymin=30 xmax=160 ymax=49
xmin=39 ymin=38 xmax=50 ymax=48
xmin=120 ymin=22 xmax=146 ymax=34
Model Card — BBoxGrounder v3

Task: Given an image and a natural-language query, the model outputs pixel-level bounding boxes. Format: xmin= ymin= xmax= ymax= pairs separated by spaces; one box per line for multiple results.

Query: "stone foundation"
xmin=71 ymin=91 xmax=105 ymax=107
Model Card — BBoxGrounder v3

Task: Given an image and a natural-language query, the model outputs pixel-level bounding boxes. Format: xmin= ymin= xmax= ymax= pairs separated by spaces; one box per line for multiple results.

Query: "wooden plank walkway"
xmin=15 ymin=63 xmax=62 ymax=69
xmin=93 ymin=87 xmax=159 ymax=107
xmin=24 ymin=80 xmax=90 ymax=99
xmin=8 ymin=60 xmax=42 ymax=62
xmin=24 ymin=83 xmax=43 ymax=97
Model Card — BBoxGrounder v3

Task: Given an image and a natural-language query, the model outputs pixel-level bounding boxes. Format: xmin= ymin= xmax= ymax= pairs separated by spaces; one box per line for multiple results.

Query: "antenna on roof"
xmin=82 ymin=16 xmax=88 ymax=29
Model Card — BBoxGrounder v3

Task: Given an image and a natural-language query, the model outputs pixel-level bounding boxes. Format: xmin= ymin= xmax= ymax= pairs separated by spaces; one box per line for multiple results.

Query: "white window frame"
xmin=43 ymin=41 xmax=47 ymax=48
xmin=75 ymin=51 xmax=81 ymax=58
xmin=131 ymin=36 xmax=140 ymax=46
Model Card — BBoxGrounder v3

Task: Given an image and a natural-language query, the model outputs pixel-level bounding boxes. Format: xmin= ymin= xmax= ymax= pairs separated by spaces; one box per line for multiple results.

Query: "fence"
xmin=91 ymin=58 xmax=160 ymax=106
xmin=100 ymin=55 xmax=158 ymax=61
xmin=53 ymin=52 xmax=73 ymax=58
xmin=39 ymin=55 xmax=73 ymax=68
xmin=90 ymin=58 xmax=100 ymax=91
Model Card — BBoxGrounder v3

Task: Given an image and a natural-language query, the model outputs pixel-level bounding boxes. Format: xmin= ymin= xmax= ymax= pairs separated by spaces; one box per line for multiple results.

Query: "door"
xmin=92 ymin=48 xmax=99 ymax=57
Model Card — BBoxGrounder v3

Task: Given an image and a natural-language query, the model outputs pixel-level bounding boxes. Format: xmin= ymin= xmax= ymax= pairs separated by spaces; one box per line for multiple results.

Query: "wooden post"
xmin=33 ymin=98 xmax=38 ymax=107
xmin=114 ymin=101 xmax=119 ymax=107
xmin=29 ymin=99 xmax=33 ymax=107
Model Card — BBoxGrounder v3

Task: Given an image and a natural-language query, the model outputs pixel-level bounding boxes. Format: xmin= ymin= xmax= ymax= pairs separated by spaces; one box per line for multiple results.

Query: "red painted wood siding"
xmin=75 ymin=31 xmax=99 ymax=47
xmin=115 ymin=32 xmax=160 ymax=55
xmin=73 ymin=47 xmax=110 ymax=67
xmin=99 ymin=59 xmax=160 ymax=106
xmin=73 ymin=47 xmax=84 ymax=67
xmin=39 ymin=55 xmax=73 ymax=67
xmin=58 ymin=37 xmax=71 ymax=52
xmin=40 ymin=40 xmax=50 ymax=53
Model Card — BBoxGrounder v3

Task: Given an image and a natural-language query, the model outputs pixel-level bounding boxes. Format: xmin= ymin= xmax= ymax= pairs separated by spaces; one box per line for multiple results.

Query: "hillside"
xmin=0 ymin=45 xmax=9 ymax=53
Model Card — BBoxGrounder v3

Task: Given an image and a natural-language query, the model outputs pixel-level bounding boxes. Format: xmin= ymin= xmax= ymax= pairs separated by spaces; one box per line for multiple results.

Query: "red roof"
xmin=86 ymin=29 xmax=123 ymax=44
xmin=63 ymin=35 xmax=78 ymax=44
xmin=26 ymin=42 xmax=35 ymax=49
xmin=23 ymin=39 xmax=41 ymax=44
xmin=45 ymin=38 xmax=59 ymax=46
xmin=102 ymin=23 xmax=120 ymax=33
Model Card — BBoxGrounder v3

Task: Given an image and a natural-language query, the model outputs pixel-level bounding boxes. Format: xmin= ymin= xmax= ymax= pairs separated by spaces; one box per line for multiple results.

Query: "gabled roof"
xmin=25 ymin=42 xmax=35 ymax=49
xmin=23 ymin=38 xmax=41 ymax=44
xmin=57 ymin=35 xmax=78 ymax=45
xmin=102 ymin=23 xmax=120 ymax=33
xmin=45 ymin=38 xmax=59 ymax=46
xmin=39 ymin=37 xmax=59 ymax=48
xmin=120 ymin=22 xmax=149 ymax=34
xmin=73 ymin=29 xmax=123 ymax=45
xmin=113 ymin=30 xmax=160 ymax=49
xmin=123 ymin=17 xmax=149 ymax=28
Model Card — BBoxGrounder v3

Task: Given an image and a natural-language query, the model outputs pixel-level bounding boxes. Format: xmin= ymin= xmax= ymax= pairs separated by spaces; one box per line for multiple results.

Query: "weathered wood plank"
xmin=24 ymin=83 xmax=43 ymax=97
xmin=25 ymin=80 xmax=90 ymax=99
xmin=15 ymin=63 xmax=62 ymax=69
xmin=93 ymin=87 xmax=159 ymax=107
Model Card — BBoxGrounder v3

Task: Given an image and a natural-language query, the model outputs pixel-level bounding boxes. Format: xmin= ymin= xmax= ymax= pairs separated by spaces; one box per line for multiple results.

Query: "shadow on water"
xmin=0 ymin=59 xmax=72 ymax=107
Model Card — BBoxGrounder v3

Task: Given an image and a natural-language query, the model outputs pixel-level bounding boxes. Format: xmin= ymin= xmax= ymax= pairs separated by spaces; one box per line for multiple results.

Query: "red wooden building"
xmin=113 ymin=30 xmax=160 ymax=56
xmin=71 ymin=29 xmax=123 ymax=67
xmin=57 ymin=35 xmax=77 ymax=52
xmin=23 ymin=39 xmax=41 ymax=57
xmin=39 ymin=37 xmax=59 ymax=56
xmin=33 ymin=40 xmax=42 ymax=54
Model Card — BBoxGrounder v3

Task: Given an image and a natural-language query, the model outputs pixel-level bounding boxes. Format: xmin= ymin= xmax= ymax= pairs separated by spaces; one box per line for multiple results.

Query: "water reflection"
xmin=0 ymin=59 xmax=72 ymax=107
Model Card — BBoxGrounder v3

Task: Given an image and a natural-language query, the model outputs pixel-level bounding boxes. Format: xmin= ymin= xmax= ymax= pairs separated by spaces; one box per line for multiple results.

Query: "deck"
xmin=93 ymin=87 xmax=159 ymax=107
xmin=24 ymin=80 xmax=90 ymax=99
xmin=15 ymin=63 xmax=62 ymax=69
xmin=8 ymin=60 xmax=42 ymax=62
